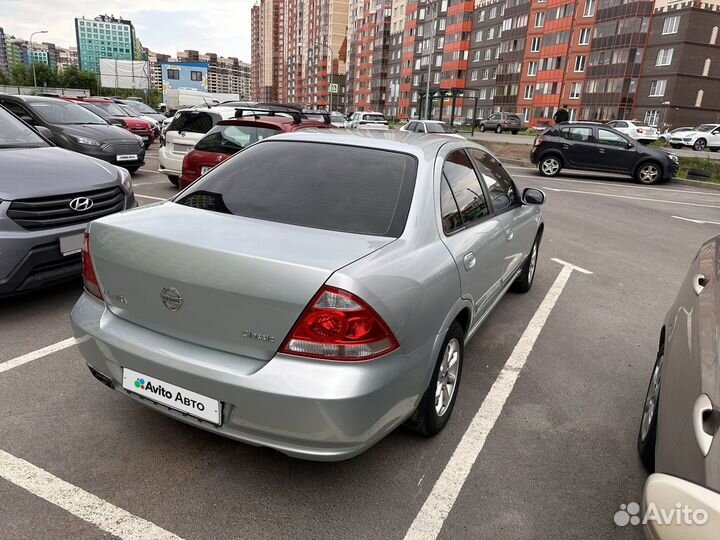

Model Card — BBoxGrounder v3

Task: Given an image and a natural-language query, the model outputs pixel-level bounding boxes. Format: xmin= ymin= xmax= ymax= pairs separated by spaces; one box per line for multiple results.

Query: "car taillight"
xmin=279 ymin=286 xmax=399 ymax=361
xmin=637 ymin=128 xmax=644 ymax=134
xmin=534 ymin=137 xmax=546 ymax=147
xmin=81 ymin=232 xmax=103 ymax=300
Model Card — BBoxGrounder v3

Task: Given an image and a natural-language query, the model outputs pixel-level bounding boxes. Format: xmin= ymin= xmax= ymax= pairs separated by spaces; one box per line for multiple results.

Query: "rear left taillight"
xmin=81 ymin=232 xmax=103 ymax=300
xmin=534 ymin=137 xmax=546 ymax=147
xmin=279 ymin=286 xmax=399 ymax=361
xmin=637 ymin=128 xmax=644 ymax=134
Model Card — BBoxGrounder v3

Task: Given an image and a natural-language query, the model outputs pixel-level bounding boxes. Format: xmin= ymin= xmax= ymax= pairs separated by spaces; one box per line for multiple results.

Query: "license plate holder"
xmin=116 ymin=154 xmax=138 ymax=162
xmin=59 ymin=233 xmax=83 ymax=256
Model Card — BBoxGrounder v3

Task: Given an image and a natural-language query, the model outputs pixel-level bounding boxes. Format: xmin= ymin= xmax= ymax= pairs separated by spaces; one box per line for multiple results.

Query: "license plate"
xmin=116 ymin=154 xmax=138 ymax=162
xmin=122 ymin=368 xmax=221 ymax=424
xmin=59 ymin=233 xmax=83 ymax=256
xmin=201 ymin=166 xmax=214 ymax=175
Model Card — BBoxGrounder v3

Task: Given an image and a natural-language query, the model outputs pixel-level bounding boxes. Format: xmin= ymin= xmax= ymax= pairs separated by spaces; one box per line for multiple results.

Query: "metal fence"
xmin=0 ymin=85 xmax=90 ymax=97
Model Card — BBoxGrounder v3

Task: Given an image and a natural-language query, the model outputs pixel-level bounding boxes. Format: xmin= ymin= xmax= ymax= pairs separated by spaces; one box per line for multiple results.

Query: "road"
xmin=464 ymin=130 xmax=720 ymax=160
xmin=2 ymin=144 xmax=720 ymax=540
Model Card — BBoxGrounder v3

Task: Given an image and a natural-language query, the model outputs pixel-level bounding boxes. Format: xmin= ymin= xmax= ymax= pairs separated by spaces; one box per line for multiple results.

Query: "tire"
xmin=479 ymin=124 xmax=486 ymax=132
xmin=538 ymin=155 xmax=561 ymax=177
xmin=405 ymin=321 xmax=464 ymax=436
xmin=638 ymin=347 xmax=664 ymax=471
xmin=511 ymin=130 xmax=519 ymax=135
xmin=125 ymin=166 xmax=140 ymax=174
xmin=495 ymin=125 xmax=503 ymax=134
xmin=670 ymin=144 xmax=682 ymax=149
xmin=512 ymin=235 xmax=540 ymax=293
xmin=635 ymin=161 xmax=662 ymax=185
xmin=167 ymin=175 xmax=179 ymax=187
xmin=693 ymin=138 xmax=707 ymax=151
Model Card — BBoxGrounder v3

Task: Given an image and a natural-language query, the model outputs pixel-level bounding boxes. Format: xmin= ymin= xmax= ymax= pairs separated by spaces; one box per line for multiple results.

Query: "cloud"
xmin=0 ymin=0 xmax=255 ymax=61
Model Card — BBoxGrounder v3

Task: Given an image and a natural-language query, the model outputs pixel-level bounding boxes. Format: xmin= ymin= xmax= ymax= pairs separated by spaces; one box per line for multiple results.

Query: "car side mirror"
xmin=523 ymin=187 xmax=545 ymax=205
xmin=35 ymin=125 xmax=54 ymax=142
xmin=107 ymin=117 xmax=124 ymax=127
xmin=626 ymin=142 xmax=635 ymax=149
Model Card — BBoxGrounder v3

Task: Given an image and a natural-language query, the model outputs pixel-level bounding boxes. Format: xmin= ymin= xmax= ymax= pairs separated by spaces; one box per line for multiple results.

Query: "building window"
xmin=433 ymin=72 xmax=440 ymax=84
xmin=703 ymin=58 xmax=711 ymax=76
xmin=439 ymin=18 xmax=446 ymax=31
xmin=644 ymin=110 xmax=659 ymax=126
xmin=528 ymin=61 xmax=537 ymax=76
xmin=578 ymin=28 xmax=590 ymax=45
xmin=696 ymin=89 xmax=704 ymax=107
xmin=473 ymin=50 xmax=480 ymax=62
xmin=711 ymin=26 xmax=719 ymax=45
xmin=471 ymin=70 xmax=478 ymax=81
xmin=190 ymin=71 xmax=203 ymax=81
xmin=167 ymin=68 xmax=180 ymax=80
xmin=482 ymin=68 xmax=490 ymax=80
xmin=534 ymin=12 xmax=545 ymax=28
xmin=649 ymin=80 xmax=667 ymax=97
xmin=574 ymin=55 xmax=586 ymax=72
xmin=524 ymin=85 xmax=534 ymax=100
xmin=475 ymin=30 xmax=483 ymax=42
xmin=583 ymin=0 xmax=595 ymax=17
xmin=656 ymin=48 xmax=673 ymax=67
xmin=485 ymin=49 xmax=492 ymax=60
xmin=437 ymin=37 xmax=444 ymax=49
xmin=488 ymin=28 xmax=495 ymax=40
xmin=435 ymin=55 xmax=442 ymax=67
xmin=662 ymin=16 xmax=680 ymax=35
xmin=531 ymin=37 xmax=541 ymax=52
xmin=569 ymin=82 xmax=581 ymax=99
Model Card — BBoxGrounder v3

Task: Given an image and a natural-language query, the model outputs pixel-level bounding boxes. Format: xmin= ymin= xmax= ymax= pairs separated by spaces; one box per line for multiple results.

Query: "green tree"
xmin=0 ymin=70 xmax=10 ymax=85
xmin=29 ymin=63 xmax=58 ymax=88
xmin=59 ymin=65 xmax=98 ymax=92
xmin=9 ymin=63 xmax=31 ymax=86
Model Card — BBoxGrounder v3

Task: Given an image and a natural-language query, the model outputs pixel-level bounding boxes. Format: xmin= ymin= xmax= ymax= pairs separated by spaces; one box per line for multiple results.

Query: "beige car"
xmin=638 ymin=235 xmax=720 ymax=539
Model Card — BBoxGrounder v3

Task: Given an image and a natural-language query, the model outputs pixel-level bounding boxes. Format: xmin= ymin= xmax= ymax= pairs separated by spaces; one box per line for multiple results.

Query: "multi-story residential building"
xmin=5 ymin=35 xmax=28 ymax=67
xmin=148 ymin=51 xmax=171 ymax=89
xmin=0 ymin=28 xmax=8 ymax=74
xmin=57 ymin=47 xmax=79 ymax=72
xmin=464 ymin=0 xmax=505 ymax=122
xmin=251 ymin=0 xmax=283 ymax=102
xmin=75 ymin=15 xmax=144 ymax=74
xmin=384 ymin=0 xmax=407 ymax=119
xmin=635 ymin=0 xmax=720 ymax=129
xmin=176 ymin=50 xmax=252 ymax=97
xmin=494 ymin=0 xmax=530 ymax=115
xmin=29 ymin=42 xmax=59 ymax=71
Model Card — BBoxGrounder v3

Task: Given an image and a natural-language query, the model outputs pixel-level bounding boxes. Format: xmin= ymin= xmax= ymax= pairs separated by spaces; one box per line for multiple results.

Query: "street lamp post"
xmin=316 ymin=41 xmax=334 ymax=112
xmin=425 ymin=0 xmax=438 ymax=120
xmin=30 ymin=30 xmax=49 ymax=93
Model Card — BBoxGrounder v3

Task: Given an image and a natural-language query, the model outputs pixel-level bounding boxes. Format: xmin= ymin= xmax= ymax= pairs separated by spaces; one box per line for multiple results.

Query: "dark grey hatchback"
xmin=0 ymin=105 xmax=136 ymax=297
xmin=0 ymin=95 xmax=146 ymax=172
xmin=530 ymin=122 xmax=679 ymax=184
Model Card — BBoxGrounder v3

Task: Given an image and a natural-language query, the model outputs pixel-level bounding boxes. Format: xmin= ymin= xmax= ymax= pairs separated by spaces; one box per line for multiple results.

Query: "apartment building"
xmin=4 ymin=34 xmax=28 ymax=67
xmin=57 ymin=47 xmax=79 ymax=73
xmin=251 ymin=0 xmax=283 ymax=102
xmin=176 ymin=50 xmax=252 ymax=97
xmin=384 ymin=0 xmax=407 ymax=118
xmin=148 ymin=51 xmax=171 ymax=89
xmin=75 ymin=15 xmax=145 ymax=74
xmin=494 ymin=0 xmax=529 ymax=114
xmin=0 ymin=28 xmax=7 ymax=74
xmin=634 ymin=0 xmax=720 ymax=128
xmin=29 ymin=42 xmax=59 ymax=71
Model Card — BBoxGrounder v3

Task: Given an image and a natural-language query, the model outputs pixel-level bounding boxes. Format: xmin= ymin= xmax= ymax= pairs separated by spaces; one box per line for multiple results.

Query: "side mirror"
xmin=626 ymin=142 xmax=635 ymax=149
xmin=107 ymin=117 xmax=124 ymax=127
xmin=35 ymin=125 xmax=54 ymax=142
xmin=523 ymin=187 xmax=545 ymax=205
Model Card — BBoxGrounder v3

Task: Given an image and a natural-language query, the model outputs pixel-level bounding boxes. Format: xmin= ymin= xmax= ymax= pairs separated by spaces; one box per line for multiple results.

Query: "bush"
xmin=676 ymin=156 xmax=720 ymax=184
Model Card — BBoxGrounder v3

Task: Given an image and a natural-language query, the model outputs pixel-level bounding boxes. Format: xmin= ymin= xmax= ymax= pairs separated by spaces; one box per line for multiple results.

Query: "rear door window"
xmin=440 ymin=150 xmax=490 ymax=234
xmin=168 ymin=111 xmax=218 ymax=134
xmin=560 ymin=126 xmax=593 ymax=142
xmin=175 ymin=141 xmax=418 ymax=237
xmin=469 ymin=149 xmax=520 ymax=213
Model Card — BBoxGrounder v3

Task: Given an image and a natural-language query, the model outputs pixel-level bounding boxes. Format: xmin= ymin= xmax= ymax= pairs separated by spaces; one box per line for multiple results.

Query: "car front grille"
xmin=7 ymin=186 xmax=126 ymax=230
xmin=101 ymin=141 xmax=141 ymax=154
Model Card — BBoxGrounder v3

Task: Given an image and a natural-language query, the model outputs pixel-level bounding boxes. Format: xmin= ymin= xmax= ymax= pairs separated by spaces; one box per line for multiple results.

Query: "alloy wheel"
xmin=640 ymin=354 xmax=663 ymax=442
xmin=435 ymin=338 xmax=460 ymax=416
xmin=528 ymin=243 xmax=538 ymax=284
xmin=541 ymin=158 xmax=560 ymax=176
xmin=638 ymin=164 xmax=659 ymax=184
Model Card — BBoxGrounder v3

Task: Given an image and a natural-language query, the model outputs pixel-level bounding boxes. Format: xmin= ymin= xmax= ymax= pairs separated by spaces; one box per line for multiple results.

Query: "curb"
xmin=670 ymin=177 xmax=720 ymax=191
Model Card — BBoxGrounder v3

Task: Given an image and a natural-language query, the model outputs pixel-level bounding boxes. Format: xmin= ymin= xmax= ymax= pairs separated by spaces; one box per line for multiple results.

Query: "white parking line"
xmin=513 ymin=174 xmax=720 ymax=196
xmin=0 ymin=449 xmax=183 ymax=540
xmin=0 ymin=338 xmax=76 ymax=375
xmin=404 ymin=259 xmax=591 ymax=540
xmin=134 ymin=194 xmax=166 ymax=201
xmin=138 ymin=169 xmax=162 ymax=174
xmin=542 ymin=186 xmax=720 ymax=209
xmin=672 ymin=215 xmax=720 ymax=225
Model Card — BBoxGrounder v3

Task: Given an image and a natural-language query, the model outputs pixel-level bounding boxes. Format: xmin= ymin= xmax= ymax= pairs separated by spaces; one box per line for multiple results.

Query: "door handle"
xmin=562 ymin=144 xmax=569 ymax=149
xmin=693 ymin=274 xmax=708 ymax=296
xmin=463 ymin=253 xmax=476 ymax=271
xmin=598 ymin=148 xmax=606 ymax=154
xmin=693 ymin=394 xmax=718 ymax=457
xmin=506 ymin=229 xmax=514 ymax=241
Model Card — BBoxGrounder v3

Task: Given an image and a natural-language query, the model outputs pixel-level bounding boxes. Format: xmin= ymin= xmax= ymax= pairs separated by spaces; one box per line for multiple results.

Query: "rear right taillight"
xmin=279 ymin=286 xmax=399 ymax=361
xmin=81 ymin=232 xmax=103 ymax=300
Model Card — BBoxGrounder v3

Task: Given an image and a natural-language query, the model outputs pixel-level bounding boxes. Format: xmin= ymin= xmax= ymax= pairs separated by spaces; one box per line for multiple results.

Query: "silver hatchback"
xmin=71 ymin=131 xmax=545 ymax=460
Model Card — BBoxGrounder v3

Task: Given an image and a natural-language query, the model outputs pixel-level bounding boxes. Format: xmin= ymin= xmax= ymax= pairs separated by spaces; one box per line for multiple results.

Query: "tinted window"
xmin=1 ymin=101 xmax=33 ymax=120
xmin=426 ymin=123 xmax=456 ymax=134
xmin=560 ymin=126 xmax=593 ymax=142
xmin=597 ymin=128 xmax=628 ymax=147
xmin=469 ymin=149 xmax=519 ymax=213
xmin=124 ymin=101 xmax=157 ymax=114
xmin=89 ymin=101 xmax=126 ymax=116
xmin=28 ymin=100 xmax=107 ymax=125
xmin=0 ymin=106 xmax=48 ymax=148
xmin=195 ymin=124 xmax=281 ymax=154
xmin=176 ymin=141 xmax=417 ymax=237
xmin=363 ymin=114 xmax=386 ymax=122
xmin=442 ymin=150 xmax=489 ymax=232
xmin=441 ymin=177 xmax=463 ymax=234
xmin=168 ymin=111 xmax=218 ymax=134
xmin=77 ymin=102 xmax=111 ymax=119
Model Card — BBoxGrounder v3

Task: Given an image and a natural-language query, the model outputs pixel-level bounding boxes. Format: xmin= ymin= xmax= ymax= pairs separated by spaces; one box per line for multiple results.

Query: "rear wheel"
xmin=635 ymin=162 xmax=661 ymax=185
xmin=539 ymin=155 xmax=561 ymax=177
xmin=167 ymin=175 xmax=179 ymax=187
xmin=406 ymin=322 xmax=464 ymax=436
xmin=495 ymin=125 xmax=503 ymax=134
xmin=693 ymin=138 xmax=707 ymax=151
xmin=512 ymin=235 xmax=540 ymax=293
xmin=479 ymin=124 xmax=486 ymax=132
xmin=511 ymin=130 xmax=519 ymax=135
xmin=638 ymin=347 xmax=664 ymax=471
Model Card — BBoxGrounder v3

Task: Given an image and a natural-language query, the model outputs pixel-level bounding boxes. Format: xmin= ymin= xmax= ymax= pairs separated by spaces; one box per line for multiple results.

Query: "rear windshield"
xmin=175 ymin=141 xmax=418 ymax=237
xmin=168 ymin=111 xmax=219 ymax=134
xmin=426 ymin=123 xmax=456 ymax=134
xmin=363 ymin=114 xmax=386 ymax=122
xmin=195 ymin=124 xmax=281 ymax=154
xmin=89 ymin=101 xmax=126 ymax=117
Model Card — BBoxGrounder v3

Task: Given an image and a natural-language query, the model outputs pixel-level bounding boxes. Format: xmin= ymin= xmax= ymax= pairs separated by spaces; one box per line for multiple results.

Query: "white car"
xmin=605 ymin=120 xmax=659 ymax=143
xmin=158 ymin=106 xmax=238 ymax=185
xmin=657 ymin=126 xmax=692 ymax=144
xmin=400 ymin=120 xmax=464 ymax=138
xmin=346 ymin=111 xmax=389 ymax=130
xmin=669 ymin=124 xmax=720 ymax=151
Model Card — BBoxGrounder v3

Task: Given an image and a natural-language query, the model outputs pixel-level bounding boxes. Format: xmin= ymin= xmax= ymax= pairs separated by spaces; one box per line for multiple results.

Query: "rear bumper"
xmin=158 ymin=146 xmax=183 ymax=176
xmin=178 ymin=174 xmax=200 ymax=190
xmin=70 ymin=293 xmax=437 ymax=460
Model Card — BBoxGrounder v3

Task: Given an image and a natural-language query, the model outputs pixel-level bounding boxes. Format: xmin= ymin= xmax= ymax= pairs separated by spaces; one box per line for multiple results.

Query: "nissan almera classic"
xmin=71 ymin=130 xmax=545 ymax=460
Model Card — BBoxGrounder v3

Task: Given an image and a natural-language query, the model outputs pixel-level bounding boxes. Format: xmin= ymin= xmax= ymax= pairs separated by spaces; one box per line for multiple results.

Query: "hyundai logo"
xmin=160 ymin=287 xmax=183 ymax=311
xmin=69 ymin=197 xmax=94 ymax=212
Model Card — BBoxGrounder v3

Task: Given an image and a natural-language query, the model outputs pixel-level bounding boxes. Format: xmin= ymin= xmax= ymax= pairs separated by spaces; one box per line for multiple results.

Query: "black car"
xmin=530 ymin=123 xmax=679 ymax=184
xmin=0 ymin=95 xmax=146 ymax=173
xmin=114 ymin=98 xmax=167 ymax=125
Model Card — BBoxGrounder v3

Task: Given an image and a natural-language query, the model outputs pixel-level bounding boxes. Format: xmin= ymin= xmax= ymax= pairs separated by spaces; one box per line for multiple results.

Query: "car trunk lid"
xmin=89 ymin=203 xmax=394 ymax=361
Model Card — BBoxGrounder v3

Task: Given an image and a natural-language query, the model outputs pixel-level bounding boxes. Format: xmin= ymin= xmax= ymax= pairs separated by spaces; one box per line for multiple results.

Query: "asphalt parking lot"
xmin=2 ymin=142 xmax=720 ymax=540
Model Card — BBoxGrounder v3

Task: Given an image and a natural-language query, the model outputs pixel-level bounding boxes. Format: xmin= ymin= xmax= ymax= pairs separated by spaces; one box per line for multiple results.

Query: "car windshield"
xmin=28 ymin=100 xmax=107 ymax=125
xmin=0 ymin=106 xmax=48 ymax=148
xmin=118 ymin=105 xmax=141 ymax=117
xmin=695 ymin=124 xmax=717 ymax=132
xmin=426 ymin=123 xmax=456 ymax=134
xmin=77 ymin=102 xmax=111 ymax=119
xmin=175 ymin=141 xmax=418 ymax=237
xmin=125 ymin=101 xmax=158 ymax=114
xmin=194 ymin=124 xmax=282 ymax=154
xmin=364 ymin=114 xmax=386 ymax=122
xmin=88 ymin=101 xmax=127 ymax=117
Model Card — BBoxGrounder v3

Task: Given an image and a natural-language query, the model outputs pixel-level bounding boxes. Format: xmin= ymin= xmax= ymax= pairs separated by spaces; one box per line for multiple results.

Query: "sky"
xmin=1 ymin=0 xmax=256 ymax=62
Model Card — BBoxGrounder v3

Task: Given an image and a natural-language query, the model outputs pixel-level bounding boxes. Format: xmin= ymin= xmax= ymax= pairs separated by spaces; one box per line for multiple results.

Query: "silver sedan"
xmin=71 ymin=130 xmax=545 ymax=460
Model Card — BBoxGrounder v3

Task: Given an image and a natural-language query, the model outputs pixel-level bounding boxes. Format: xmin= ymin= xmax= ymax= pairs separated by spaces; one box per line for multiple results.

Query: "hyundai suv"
xmin=530 ymin=123 xmax=679 ymax=184
xmin=0 ymin=105 xmax=136 ymax=297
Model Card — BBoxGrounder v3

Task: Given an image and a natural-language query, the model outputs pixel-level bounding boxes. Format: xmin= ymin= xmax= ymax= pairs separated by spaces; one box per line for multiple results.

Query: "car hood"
xmin=139 ymin=112 xmax=166 ymax=123
xmin=55 ymin=123 xmax=137 ymax=142
xmin=0 ymin=146 xmax=120 ymax=200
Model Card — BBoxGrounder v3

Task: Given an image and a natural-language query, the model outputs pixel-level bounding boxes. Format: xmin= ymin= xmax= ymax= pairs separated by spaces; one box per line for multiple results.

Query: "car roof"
xmin=4 ymin=95 xmax=68 ymax=103
xmin=216 ymin=116 xmax=329 ymax=129
xmin=413 ymin=120 xmax=447 ymax=124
